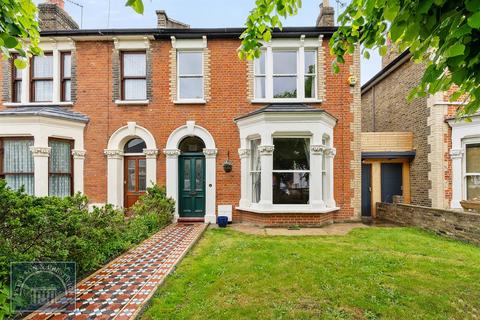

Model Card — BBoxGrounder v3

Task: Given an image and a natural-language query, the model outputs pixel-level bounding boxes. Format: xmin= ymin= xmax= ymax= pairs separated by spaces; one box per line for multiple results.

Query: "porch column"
xmin=325 ymin=147 xmax=336 ymax=208
xmin=30 ymin=146 xmax=51 ymax=197
xmin=203 ymin=148 xmax=218 ymax=224
xmin=164 ymin=148 xmax=181 ymax=220
xmin=143 ymin=148 xmax=159 ymax=187
xmin=71 ymin=149 xmax=86 ymax=194
xmin=450 ymin=149 xmax=463 ymax=208
xmin=104 ymin=149 xmax=123 ymax=208
xmin=259 ymin=145 xmax=274 ymax=208
xmin=238 ymin=148 xmax=250 ymax=207
xmin=310 ymin=145 xmax=325 ymax=209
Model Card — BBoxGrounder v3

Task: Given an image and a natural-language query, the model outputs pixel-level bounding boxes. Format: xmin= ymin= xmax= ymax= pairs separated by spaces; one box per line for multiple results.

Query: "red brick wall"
xmin=0 ymin=38 xmax=357 ymax=223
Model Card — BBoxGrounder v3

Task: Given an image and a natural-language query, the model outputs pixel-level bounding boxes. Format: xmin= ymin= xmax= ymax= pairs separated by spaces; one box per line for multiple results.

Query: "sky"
xmin=40 ymin=0 xmax=382 ymax=84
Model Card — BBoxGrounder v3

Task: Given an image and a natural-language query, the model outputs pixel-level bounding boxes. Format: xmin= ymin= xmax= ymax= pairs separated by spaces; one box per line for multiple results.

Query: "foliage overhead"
xmin=331 ymin=0 xmax=480 ymax=116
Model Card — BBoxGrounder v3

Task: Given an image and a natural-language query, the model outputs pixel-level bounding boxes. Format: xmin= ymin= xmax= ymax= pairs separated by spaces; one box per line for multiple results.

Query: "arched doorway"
xmin=178 ymin=136 xmax=206 ymax=218
xmin=123 ymin=138 xmax=147 ymax=208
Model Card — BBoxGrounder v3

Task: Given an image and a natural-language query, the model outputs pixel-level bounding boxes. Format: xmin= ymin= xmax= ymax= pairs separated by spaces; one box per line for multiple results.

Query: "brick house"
xmin=0 ymin=0 xmax=362 ymax=226
xmin=361 ymin=45 xmax=479 ymax=217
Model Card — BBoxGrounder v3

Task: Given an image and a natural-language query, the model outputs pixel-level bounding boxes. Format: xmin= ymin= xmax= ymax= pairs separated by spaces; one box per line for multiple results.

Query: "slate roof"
xmin=234 ymin=103 xmax=335 ymax=121
xmin=0 ymin=107 xmax=89 ymax=123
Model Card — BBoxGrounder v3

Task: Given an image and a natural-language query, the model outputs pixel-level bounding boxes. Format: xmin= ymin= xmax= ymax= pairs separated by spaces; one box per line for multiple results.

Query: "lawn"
xmin=142 ymin=226 xmax=480 ymax=320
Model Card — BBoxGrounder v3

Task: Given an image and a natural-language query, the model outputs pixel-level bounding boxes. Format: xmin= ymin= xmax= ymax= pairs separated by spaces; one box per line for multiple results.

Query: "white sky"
xmin=38 ymin=0 xmax=382 ymax=84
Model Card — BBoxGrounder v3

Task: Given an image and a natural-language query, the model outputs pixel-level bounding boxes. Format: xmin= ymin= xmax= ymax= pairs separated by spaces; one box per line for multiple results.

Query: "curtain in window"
xmin=124 ymin=79 xmax=147 ymax=100
xmin=3 ymin=139 xmax=34 ymax=194
xmin=49 ymin=140 xmax=71 ymax=197
xmin=33 ymin=55 xmax=53 ymax=78
xmin=34 ymin=81 xmax=53 ymax=101
xmin=123 ymin=53 xmax=146 ymax=77
xmin=122 ymin=52 xmax=147 ymax=100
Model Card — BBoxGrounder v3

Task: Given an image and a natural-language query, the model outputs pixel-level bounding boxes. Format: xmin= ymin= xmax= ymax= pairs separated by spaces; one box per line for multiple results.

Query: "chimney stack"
xmin=156 ymin=10 xmax=190 ymax=29
xmin=38 ymin=0 xmax=79 ymax=31
xmin=316 ymin=0 xmax=335 ymax=27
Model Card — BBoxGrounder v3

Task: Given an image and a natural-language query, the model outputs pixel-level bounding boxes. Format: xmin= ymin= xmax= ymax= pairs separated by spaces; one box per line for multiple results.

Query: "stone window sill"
xmin=250 ymin=98 xmax=323 ymax=104
xmin=4 ymin=102 xmax=74 ymax=107
xmin=115 ymin=100 xmax=149 ymax=106
xmin=235 ymin=205 xmax=340 ymax=214
xmin=174 ymin=99 xmax=206 ymax=105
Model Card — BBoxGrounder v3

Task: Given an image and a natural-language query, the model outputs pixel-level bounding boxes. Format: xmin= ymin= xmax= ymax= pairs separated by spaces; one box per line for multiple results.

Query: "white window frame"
xmin=253 ymin=51 xmax=266 ymax=99
xmin=176 ymin=50 xmax=205 ymax=103
xmin=463 ymin=137 xmax=480 ymax=200
xmin=252 ymin=37 xmax=321 ymax=103
xmin=304 ymin=49 xmax=317 ymax=99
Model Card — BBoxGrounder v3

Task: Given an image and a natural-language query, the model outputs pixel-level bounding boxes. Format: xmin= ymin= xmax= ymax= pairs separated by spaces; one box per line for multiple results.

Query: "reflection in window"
xmin=178 ymin=51 xmax=203 ymax=100
xmin=250 ymin=139 xmax=261 ymax=203
xmin=304 ymin=50 xmax=316 ymax=98
xmin=466 ymin=143 xmax=480 ymax=200
xmin=124 ymin=138 xmax=146 ymax=154
xmin=179 ymin=136 xmax=205 ymax=153
xmin=272 ymin=138 xmax=310 ymax=204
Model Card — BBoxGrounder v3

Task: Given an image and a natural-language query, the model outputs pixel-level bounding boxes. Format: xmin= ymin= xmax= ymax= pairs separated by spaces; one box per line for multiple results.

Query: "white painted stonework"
xmin=235 ymin=111 xmax=339 ymax=213
xmin=105 ymin=122 xmax=158 ymax=208
xmin=0 ymin=116 xmax=86 ymax=196
xmin=164 ymin=121 xmax=217 ymax=223
xmin=448 ymin=114 xmax=480 ymax=208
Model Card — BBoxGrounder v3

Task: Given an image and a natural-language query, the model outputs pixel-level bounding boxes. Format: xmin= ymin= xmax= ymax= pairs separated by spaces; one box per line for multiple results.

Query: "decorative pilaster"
xmin=310 ymin=145 xmax=326 ymax=209
xmin=72 ymin=149 xmax=86 ymax=194
xmin=71 ymin=149 xmax=86 ymax=159
xmin=163 ymin=148 xmax=181 ymax=220
xmin=203 ymin=148 xmax=217 ymax=223
xmin=259 ymin=145 xmax=274 ymax=207
xmin=450 ymin=148 xmax=464 ymax=208
xmin=238 ymin=148 xmax=251 ymax=207
xmin=325 ymin=147 xmax=336 ymax=208
xmin=163 ymin=148 xmax=181 ymax=158
xmin=203 ymin=148 xmax=218 ymax=158
xmin=143 ymin=148 xmax=159 ymax=159
xmin=143 ymin=148 xmax=159 ymax=187
xmin=30 ymin=146 xmax=51 ymax=197
xmin=104 ymin=149 xmax=123 ymax=207
xmin=104 ymin=149 xmax=122 ymax=159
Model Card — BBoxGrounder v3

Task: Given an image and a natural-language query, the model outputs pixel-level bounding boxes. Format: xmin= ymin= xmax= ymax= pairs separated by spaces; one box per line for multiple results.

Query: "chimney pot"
xmin=38 ymin=0 xmax=78 ymax=31
xmin=155 ymin=10 xmax=190 ymax=29
xmin=316 ymin=1 xmax=335 ymax=27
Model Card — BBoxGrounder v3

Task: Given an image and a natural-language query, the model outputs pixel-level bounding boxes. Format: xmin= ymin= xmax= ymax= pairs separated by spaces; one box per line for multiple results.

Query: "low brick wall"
xmin=376 ymin=203 xmax=480 ymax=245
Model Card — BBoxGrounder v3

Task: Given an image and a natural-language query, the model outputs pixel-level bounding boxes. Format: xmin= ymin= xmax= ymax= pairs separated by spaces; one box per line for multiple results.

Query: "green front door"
xmin=179 ymin=154 xmax=206 ymax=217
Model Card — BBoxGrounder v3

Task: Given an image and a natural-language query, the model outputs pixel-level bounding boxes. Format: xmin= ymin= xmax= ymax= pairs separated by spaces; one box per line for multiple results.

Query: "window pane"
xmin=63 ymin=80 xmax=71 ymax=102
xmin=33 ymin=55 xmax=53 ymax=77
xmin=123 ymin=53 xmax=146 ymax=77
xmin=273 ymin=76 xmax=297 ymax=98
xmin=4 ymin=139 xmax=34 ymax=173
xmin=467 ymin=176 xmax=480 ymax=200
xmin=178 ymin=52 xmax=202 ymax=75
xmin=128 ymin=159 xmax=136 ymax=192
xmin=195 ymin=158 xmax=203 ymax=190
xmin=124 ymin=138 xmax=146 ymax=153
xmin=251 ymin=172 xmax=261 ymax=203
xmin=305 ymin=50 xmax=316 ymax=74
xmin=466 ymin=144 xmax=480 ymax=173
xmin=124 ymin=79 xmax=147 ymax=100
xmin=14 ymin=81 xmax=22 ymax=102
xmin=273 ymin=172 xmax=309 ymax=204
xmin=254 ymin=51 xmax=265 ymax=75
xmin=49 ymin=140 xmax=71 ymax=173
xmin=273 ymin=51 xmax=297 ymax=74
xmin=254 ymin=76 xmax=265 ymax=99
xmin=139 ymin=159 xmax=146 ymax=192
xmin=183 ymin=160 xmax=191 ymax=191
xmin=14 ymin=66 xmax=22 ymax=79
xmin=179 ymin=77 xmax=203 ymax=99
xmin=34 ymin=80 xmax=53 ymax=102
xmin=273 ymin=138 xmax=310 ymax=170
xmin=49 ymin=174 xmax=71 ymax=197
xmin=179 ymin=136 xmax=205 ymax=153
xmin=304 ymin=75 xmax=315 ymax=98
xmin=5 ymin=174 xmax=34 ymax=195
xmin=250 ymin=139 xmax=261 ymax=171
xmin=63 ymin=54 xmax=72 ymax=78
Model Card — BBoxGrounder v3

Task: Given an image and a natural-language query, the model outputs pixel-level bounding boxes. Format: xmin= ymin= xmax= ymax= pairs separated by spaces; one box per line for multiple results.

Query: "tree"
xmin=330 ymin=0 xmax=480 ymax=116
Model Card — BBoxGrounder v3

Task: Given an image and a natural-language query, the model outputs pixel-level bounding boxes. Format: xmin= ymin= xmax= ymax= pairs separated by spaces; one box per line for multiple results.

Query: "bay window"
xmin=61 ymin=52 xmax=72 ymax=102
xmin=272 ymin=138 xmax=310 ymax=204
xmin=0 ymin=138 xmax=34 ymax=195
xmin=250 ymin=139 xmax=261 ymax=203
xmin=31 ymin=53 xmax=53 ymax=102
xmin=465 ymin=143 xmax=480 ymax=200
xmin=177 ymin=51 xmax=204 ymax=100
xmin=121 ymin=51 xmax=147 ymax=101
xmin=49 ymin=139 xmax=73 ymax=197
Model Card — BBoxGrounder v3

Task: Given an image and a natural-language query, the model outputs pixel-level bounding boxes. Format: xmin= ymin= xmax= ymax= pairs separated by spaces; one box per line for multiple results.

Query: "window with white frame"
xmin=272 ymin=137 xmax=310 ymax=204
xmin=250 ymin=138 xmax=261 ymax=203
xmin=254 ymin=48 xmax=317 ymax=100
xmin=49 ymin=139 xmax=73 ymax=197
xmin=121 ymin=51 xmax=147 ymax=101
xmin=0 ymin=138 xmax=34 ymax=195
xmin=31 ymin=53 xmax=54 ymax=102
xmin=61 ymin=52 xmax=72 ymax=102
xmin=465 ymin=142 xmax=480 ymax=200
xmin=177 ymin=51 xmax=203 ymax=100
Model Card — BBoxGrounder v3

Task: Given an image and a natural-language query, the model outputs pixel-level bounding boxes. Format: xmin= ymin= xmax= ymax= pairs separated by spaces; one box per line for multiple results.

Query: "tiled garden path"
xmin=26 ymin=223 xmax=206 ymax=320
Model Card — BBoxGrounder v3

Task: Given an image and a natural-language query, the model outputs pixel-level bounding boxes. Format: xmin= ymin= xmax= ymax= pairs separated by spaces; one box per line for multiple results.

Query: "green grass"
xmin=142 ymin=227 xmax=480 ymax=320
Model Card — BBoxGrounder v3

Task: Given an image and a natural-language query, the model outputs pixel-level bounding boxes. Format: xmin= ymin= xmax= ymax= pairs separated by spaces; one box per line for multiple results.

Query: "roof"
xmin=0 ymin=107 xmax=89 ymax=123
xmin=234 ymin=103 xmax=336 ymax=121
xmin=40 ymin=26 xmax=338 ymax=39
xmin=361 ymin=50 xmax=411 ymax=93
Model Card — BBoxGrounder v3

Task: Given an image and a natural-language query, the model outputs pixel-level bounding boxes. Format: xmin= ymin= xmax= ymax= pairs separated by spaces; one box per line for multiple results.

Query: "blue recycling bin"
xmin=217 ymin=216 xmax=228 ymax=228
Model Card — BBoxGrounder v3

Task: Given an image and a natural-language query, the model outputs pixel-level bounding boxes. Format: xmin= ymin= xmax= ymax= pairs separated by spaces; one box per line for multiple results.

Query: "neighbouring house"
xmin=0 ymin=0 xmax=362 ymax=226
xmin=361 ymin=43 xmax=479 ymax=217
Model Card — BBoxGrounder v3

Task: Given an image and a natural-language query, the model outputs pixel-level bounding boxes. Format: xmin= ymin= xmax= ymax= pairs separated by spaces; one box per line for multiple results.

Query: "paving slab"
xmin=24 ymin=223 xmax=206 ymax=320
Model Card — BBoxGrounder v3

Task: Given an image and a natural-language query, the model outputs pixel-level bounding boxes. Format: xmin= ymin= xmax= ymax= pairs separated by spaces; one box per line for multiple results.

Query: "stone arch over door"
xmin=104 ymin=122 xmax=158 ymax=207
xmin=164 ymin=121 xmax=217 ymax=223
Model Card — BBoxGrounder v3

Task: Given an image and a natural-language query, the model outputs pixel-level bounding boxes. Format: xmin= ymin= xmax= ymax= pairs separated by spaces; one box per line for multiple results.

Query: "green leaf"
xmin=4 ymin=36 xmax=18 ymax=49
xmin=14 ymin=58 xmax=27 ymax=69
xmin=418 ymin=0 xmax=434 ymax=14
xmin=125 ymin=0 xmax=144 ymax=14
xmin=444 ymin=43 xmax=465 ymax=58
xmin=467 ymin=12 xmax=480 ymax=29
xmin=262 ymin=30 xmax=272 ymax=42
xmin=466 ymin=0 xmax=480 ymax=12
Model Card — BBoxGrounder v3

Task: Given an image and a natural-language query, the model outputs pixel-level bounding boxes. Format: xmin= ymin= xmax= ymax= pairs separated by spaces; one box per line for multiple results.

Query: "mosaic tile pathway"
xmin=25 ymin=223 xmax=206 ymax=320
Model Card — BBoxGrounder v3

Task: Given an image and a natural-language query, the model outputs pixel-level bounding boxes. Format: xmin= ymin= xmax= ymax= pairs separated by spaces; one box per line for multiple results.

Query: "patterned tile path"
xmin=25 ymin=223 xmax=206 ymax=320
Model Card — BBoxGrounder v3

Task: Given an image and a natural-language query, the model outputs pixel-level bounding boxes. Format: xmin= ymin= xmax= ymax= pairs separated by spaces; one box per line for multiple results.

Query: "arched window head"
xmin=179 ymin=136 xmax=205 ymax=153
xmin=124 ymin=138 xmax=146 ymax=154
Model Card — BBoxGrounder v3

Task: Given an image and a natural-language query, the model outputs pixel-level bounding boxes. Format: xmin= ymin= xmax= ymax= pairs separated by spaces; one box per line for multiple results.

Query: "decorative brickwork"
xmin=203 ymin=47 xmax=211 ymax=102
xmin=111 ymin=46 xmax=120 ymax=102
xmin=317 ymin=36 xmax=326 ymax=101
xmin=246 ymin=59 xmax=254 ymax=101
xmin=169 ymin=47 xmax=177 ymax=102
xmin=71 ymin=48 xmax=78 ymax=103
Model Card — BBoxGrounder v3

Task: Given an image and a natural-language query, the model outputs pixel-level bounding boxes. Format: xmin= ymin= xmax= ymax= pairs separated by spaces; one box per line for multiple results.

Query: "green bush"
xmin=0 ymin=180 xmax=175 ymax=284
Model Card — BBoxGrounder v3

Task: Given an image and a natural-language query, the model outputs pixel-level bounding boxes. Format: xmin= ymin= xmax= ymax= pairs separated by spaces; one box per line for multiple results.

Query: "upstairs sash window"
xmin=0 ymin=138 xmax=34 ymax=195
xmin=61 ymin=52 xmax=72 ymax=102
xmin=49 ymin=139 xmax=73 ymax=197
xmin=121 ymin=51 xmax=147 ymax=100
xmin=177 ymin=51 xmax=203 ymax=100
xmin=11 ymin=54 xmax=22 ymax=102
xmin=254 ymin=51 xmax=266 ymax=99
xmin=31 ymin=53 xmax=53 ymax=102
xmin=273 ymin=50 xmax=298 ymax=98
xmin=304 ymin=50 xmax=317 ymax=98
